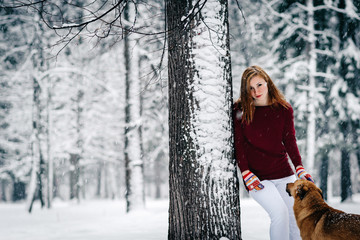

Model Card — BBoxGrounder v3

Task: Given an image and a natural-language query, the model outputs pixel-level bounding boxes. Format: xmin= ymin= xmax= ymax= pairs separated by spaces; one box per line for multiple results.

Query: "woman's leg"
xmin=249 ymin=180 xmax=290 ymax=240
xmin=272 ymin=175 xmax=301 ymax=240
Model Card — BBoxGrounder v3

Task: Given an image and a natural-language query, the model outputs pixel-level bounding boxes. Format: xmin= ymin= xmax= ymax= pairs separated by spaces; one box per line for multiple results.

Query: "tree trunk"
xmin=96 ymin=162 xmax=102 ymax=197
xmin=28 ymin=77 xmax=47 ymax=213
xmin=167 ymin=1 xmax=241 ymax=239
xmin=139 ymin=58 xmax=146 ymax=205
xmin=7 ymin=172 xmax=26 ymax=202
xmin=69 ymin=153 xmax=80 ymax=201
xmin=46 ymin=77 xmax=53 ymax=208
xmin=1 ymin=180 xmax=6 ymax=202
xmin=305 ymin=0 xmax=317 ymax=171
xmin=154 ymin=151 xmax=163 ymax=199
xmin=340 ymin=120 xmax=352 ymax=202
xmin=27 ymin=12 xmax=49 ymax=213
xmin=341 ymin=147 xmax=352 ymax=202
xmin=69 ymin=89 xmax=84 ymax=202
xmin=337 ymin=0 xmax=352 ymax=203
xmin=357 ymin=150 xmax=360 ymax=174
xmin=124 ymin=1 xmax=145 ymax=212
xmin=319 ymin=150 xmax=329 ymax=200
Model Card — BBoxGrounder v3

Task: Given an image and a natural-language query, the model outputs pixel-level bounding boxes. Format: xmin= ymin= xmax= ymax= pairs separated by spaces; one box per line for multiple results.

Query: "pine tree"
xmin=0 ymin=3 xmax=35 ymax=203
xmin=332 ymin=0 xmax=360 ymax=202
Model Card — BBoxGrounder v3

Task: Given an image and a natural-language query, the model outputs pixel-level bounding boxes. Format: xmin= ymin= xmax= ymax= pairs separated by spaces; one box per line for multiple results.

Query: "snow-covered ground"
xmin=1 ymin=195 xmax=360 ymax=240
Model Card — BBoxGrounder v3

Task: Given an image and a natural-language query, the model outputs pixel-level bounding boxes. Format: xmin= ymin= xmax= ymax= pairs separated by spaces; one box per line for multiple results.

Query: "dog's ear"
xmin=296 ymin=184 xmax=309 ymax=200
xmin=318 ymin=188 xmax=324 ymax=199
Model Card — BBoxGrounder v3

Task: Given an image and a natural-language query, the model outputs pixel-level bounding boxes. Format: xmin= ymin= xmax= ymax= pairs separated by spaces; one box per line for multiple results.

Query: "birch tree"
xmin=167 ymin=0 xmax=241 ymax=238
xmin=123 ymin=2 xmax=145 ymax=212
xmin=25 ymin=10 xmax=53 ymax=212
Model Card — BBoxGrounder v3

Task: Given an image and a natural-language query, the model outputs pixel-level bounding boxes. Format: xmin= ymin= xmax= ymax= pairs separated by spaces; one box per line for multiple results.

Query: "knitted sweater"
xmin=233 ymin=103 xmax=303 ymax=180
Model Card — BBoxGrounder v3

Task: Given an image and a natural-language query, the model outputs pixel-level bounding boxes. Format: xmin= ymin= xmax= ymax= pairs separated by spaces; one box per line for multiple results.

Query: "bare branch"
xmin=234 ymin=0 xmax=246 ymax=25
xmin=313 ymin=4 xmax=360 ymax=20
xmin=47 ymin=0 xmax=125 ymax=30
xmin=0 ymin=0 xmax=46 ymax=9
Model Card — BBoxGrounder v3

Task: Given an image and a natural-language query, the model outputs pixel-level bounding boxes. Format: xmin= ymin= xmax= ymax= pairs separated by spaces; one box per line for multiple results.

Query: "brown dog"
xmin=286 ymin=179 xmax=360 ymax=240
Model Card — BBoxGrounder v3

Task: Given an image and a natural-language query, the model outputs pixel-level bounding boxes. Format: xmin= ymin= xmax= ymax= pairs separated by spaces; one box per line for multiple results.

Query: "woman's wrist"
xmin=242 ymin=170 xmax=250 ymax=176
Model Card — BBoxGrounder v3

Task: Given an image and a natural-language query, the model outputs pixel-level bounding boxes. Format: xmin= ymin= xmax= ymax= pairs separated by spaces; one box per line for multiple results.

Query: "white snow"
xmin=1 ymin=195 xmax=359 ymax=240
xmin=188 ymin=0 xmax=234 ymax=193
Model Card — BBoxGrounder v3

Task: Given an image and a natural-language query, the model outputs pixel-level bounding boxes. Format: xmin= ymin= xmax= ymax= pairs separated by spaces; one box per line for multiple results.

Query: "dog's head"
xmin=286 ymin=179 xmax=323 ymax=201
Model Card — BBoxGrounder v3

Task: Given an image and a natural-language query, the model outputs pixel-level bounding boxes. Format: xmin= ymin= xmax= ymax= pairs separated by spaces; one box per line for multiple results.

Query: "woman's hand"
xmin=296 ymin=165 xmax=314 ymax=183
xmin=242 ymin=171 xmax=264 ymax=191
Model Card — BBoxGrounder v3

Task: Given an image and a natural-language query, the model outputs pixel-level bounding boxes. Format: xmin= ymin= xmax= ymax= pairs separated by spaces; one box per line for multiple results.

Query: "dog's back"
xmin=286 ymin=180 xmax=360 ymax=240
xmin=315 ymin=207 xmax=360 ymax=240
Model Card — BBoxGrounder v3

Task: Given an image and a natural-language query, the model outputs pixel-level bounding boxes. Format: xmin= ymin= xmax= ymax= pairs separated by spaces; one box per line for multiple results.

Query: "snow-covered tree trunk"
xmin=319 ymin=150 xmax=329 ymax=200
xmin=338 ymin=0 xmax=353 ymax=202
xmin=167 ymin=0 xmax=241 ymax=238
xmin=69 ymin=153 xmax=80 ymax=201
xmin=69 ymin=89 xmax=84 ymax=202
xmin=124 ymin=2 xmax=145 ymax=212
xmin=26 ymin=12 xmax=51 ymax=212
xmin=154 ymin=151 xmax=164 ymax=199
xmin=305 ymin=0 xmax=317 ymax=171
xmin=96 ymin=162 xmax=102 ymax=197
xmin=28 ymin=77 xmax=47 ymax=212
xmin=357 ymin=150 xmax=360 ymax=174
xmin=340 ymin=143 xmax=352 ymax=202
xmin=107 ymin=163 xmax=118 ymax=199
xmin=46 ymin=78 xmax=53 ymax=208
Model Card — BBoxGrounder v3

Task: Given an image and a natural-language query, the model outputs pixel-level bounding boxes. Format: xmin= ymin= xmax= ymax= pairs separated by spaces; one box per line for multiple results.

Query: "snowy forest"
xmin=0 ymin=0 xmax=360 ymax=239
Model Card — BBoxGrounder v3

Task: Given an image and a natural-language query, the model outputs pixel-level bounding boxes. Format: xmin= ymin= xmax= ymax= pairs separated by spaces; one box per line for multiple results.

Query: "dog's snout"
xmin=286 ymin=183 xmax=292 ymax=197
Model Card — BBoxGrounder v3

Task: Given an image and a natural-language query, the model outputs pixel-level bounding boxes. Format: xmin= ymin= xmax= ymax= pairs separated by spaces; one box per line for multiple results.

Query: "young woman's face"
xmin=249 ymin=75 xmax=269 ymax=105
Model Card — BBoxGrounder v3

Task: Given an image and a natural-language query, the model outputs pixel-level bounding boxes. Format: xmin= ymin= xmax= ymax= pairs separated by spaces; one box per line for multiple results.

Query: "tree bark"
xmin=154 ymin=151 xmax=163 ymax=199
xmin=27 ymin=11 xmax=49 ymax=213
xmin=167 ymin=0 xmax=241 ymax=239
xmin=305 ymin=0 xmax=317 ymax=171
xmin=7 ymin=172 xmax=26 ymax=201
xmin=340 ymin=147 xmax=352 ymax=202
xmin=69 ymin=153 xmax=80 ymax=201
xmin=124 ymin=1 xmax=145 ymax=212
xmin=1 ymin=180 xmax=6 ymax=201
xmin=96 ymin=162 xmax=102 ymax=197
xmin=338 ymin=0 xmax=352 ymax=203
xmin=357 ymin=150 xmax=360 ymax=174
xmin=28 ymin=77 xmax=47 ymax=213
xmin=46 ymin=77 xmax=53 ymax=208
xmin=319 ymin=150 xmax=329 ymax=200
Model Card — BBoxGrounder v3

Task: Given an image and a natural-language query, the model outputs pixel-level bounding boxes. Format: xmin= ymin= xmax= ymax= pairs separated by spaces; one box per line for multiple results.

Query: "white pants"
xmin=249 ymin=175 xmax=301 ymax=240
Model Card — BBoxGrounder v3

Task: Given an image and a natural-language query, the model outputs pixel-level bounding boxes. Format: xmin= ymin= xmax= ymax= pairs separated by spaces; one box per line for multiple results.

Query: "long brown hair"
xmin=235 ymin=65 xmax=289 ymax=124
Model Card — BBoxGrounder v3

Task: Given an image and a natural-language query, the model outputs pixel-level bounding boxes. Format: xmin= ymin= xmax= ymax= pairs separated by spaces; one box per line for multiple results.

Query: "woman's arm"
xmin=233 ymin=109 xmax=250 ymax=173
xmin=282 ymin=105 xmax=303 ymax=167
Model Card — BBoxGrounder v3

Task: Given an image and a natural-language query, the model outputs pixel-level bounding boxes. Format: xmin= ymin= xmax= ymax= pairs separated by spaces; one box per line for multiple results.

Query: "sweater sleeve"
xmin=282 ymin=105 xmax=303 ymax=168
xmin=233 ymin=109 xmax=250 ymax=173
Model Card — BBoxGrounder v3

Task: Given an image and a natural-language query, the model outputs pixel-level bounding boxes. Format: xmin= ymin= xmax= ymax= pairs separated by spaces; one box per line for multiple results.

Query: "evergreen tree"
xmin=331 ymin=0 xmax=360 ymax=201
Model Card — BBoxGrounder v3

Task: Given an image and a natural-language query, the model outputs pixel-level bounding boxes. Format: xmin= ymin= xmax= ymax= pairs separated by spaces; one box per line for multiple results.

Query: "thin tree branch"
xmin=42 ymin=0 xmax=125 ymax=30
xmin=0 ymin=0 xmax=46 ymax=9
xmin=234 ymin=0 xmax=246 ymax=25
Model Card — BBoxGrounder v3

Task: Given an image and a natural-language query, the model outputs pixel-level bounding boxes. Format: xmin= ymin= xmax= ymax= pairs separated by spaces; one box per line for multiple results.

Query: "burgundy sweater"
xmin=233 ymin=103 xmax=303 ymax=180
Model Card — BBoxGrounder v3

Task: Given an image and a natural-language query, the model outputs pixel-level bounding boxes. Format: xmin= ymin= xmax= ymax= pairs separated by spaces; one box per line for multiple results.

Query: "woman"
xmin=233 ymin=65 xmax=313 ymax=240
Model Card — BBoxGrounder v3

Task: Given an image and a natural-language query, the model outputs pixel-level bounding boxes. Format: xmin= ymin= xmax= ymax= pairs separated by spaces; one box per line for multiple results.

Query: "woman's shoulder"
xmin=233 ymin=101 xmax=242 ymax=111
xmin=232 ymin=101 xmax=243 ymax=122
xmin=276 ymin=101 xmax=293 ymax=112
xmin=276 ymin=102 xmax=294 ymax=118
